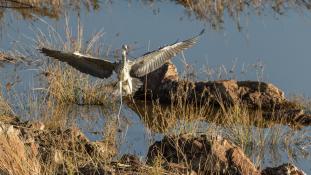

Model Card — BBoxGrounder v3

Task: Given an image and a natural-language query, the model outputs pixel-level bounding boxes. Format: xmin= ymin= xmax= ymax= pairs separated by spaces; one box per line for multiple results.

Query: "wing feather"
xmin=40 ymin=48 xmax=116 ymax=79
xmin=130 ymin=29 xmax=204 ymax=77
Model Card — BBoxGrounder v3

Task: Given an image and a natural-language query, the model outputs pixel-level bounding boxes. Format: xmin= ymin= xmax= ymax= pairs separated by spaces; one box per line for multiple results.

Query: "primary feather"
xmin=130 ymin=29 xmax=204 ymax=77
xmin=40 ymin=48 xmax=115 ymax=79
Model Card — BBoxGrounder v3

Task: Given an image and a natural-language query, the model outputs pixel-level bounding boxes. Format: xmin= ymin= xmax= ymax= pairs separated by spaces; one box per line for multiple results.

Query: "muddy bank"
xmin=0 ymin=117 xmax=306 ymax=175
xmin=134 ymin=62 xmax=311 ymax=127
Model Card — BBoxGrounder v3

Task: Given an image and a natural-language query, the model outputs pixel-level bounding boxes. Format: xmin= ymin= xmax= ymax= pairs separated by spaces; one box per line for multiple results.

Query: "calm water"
xmin=0 ymin=1 xmax=311 ymax=173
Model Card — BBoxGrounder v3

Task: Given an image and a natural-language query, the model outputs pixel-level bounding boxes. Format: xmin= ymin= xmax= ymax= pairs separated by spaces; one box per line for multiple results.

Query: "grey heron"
xmin=40 ymin=30 xmax=204 ymax=120
xmin=40 ymin=29 xmax=204 ymax=96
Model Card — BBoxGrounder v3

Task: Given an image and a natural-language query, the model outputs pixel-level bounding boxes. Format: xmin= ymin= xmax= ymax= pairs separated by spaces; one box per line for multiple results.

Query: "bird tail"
xmin=131 ymin=78 xmax=143 ymax=94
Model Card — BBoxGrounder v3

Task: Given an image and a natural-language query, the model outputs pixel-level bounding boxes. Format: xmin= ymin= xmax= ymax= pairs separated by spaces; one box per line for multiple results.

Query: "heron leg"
xmin=128 ymin=78 xmax=133 ymax=94
xmin=117 ymin=81 xmax=122 ymax=123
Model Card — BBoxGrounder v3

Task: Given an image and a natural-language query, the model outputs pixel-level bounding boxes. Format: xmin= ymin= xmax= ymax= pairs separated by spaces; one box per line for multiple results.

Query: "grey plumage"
xmin=130 ymin=29 xmax=204 ymax=77
xmin=40 ymin=29 xmax=204 ymax=95
xmin=40 ymin=48 xmax=116 ymax=79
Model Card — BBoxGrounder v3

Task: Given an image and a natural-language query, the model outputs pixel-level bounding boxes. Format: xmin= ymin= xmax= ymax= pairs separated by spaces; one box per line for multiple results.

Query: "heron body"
xmin=116 ymin=46 xmax=137 ymax=95
xmin=118 ymin=62 xmax=132 ymax=94
xmin=40 ymin=29 xmax=204 ymax=96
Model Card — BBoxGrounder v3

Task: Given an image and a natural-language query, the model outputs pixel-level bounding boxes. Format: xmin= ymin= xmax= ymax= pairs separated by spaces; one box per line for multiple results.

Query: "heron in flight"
xmin=40 ymin=29 xmax=204 ymax=97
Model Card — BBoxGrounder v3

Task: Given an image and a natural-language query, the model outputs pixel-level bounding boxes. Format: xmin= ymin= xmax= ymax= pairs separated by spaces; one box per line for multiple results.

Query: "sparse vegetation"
xmin=2 ymin=0 xmax=311 ymax=31
xmin=0 ymin=0 xmax=100 ymax=20
xmin=172 ymin=0 xmax=311 ymax=29
xmin=0 ymin=1 xmax=310 ymax=174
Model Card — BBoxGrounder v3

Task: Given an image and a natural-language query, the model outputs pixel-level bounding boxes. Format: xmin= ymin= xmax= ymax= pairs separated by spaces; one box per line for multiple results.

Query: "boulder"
xmin=147 ymin=134 xmax=260 ymax=175
xmin=147 ymin=134 xmax=307 ymax=175
xmin=135 ymin=62 xmax=285 ymax=108
xmin=261 ymin=163 xmax=306 ymax=175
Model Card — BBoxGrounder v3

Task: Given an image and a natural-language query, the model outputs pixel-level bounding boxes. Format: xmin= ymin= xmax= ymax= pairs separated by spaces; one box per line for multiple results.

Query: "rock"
xmin=226 ymin=145 xmax=260 ymax=175
xmin=0 ymin=120 xmax=119 ymax=175
xmin=147 ymin=134 xmax=307 ymax=175
xmin=120 ymin=154 xmax=142 ymax=168
xmin=112 ymin=154 xmax=143 ymax=173
xmin=135 ymin=61 xmax=178 ymax=100
xmin=261 ymin=163 xmax=306 ymax=175
xmin=135 ymin=62 xmax=285 ymax=107
xmin=147 ymin=134 xmax=261 ymax=175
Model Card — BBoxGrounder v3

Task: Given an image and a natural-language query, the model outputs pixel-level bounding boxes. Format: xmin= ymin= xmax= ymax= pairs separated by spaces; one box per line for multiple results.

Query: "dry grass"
xmin=0 ymin=123 xmax=40 ymax=175
xmin=0 ymin=83 xmax=16 ymax=120
xmin=42 ymin=63 xmax=115 ymax=105
xmin=289 ymin=94 xmax=311 ymax=113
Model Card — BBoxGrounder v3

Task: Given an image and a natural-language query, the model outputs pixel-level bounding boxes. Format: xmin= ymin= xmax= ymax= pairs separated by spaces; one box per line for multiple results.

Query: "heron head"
xmin=122 ymin=44 xmax=128 ymax=51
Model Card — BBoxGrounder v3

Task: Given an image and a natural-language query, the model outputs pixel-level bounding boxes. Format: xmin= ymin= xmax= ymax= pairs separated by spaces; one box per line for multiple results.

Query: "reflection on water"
xmin=0 ymin=0 xmax=100 ymax=20
xmin=2 ymin=0 xmax=311 ymax=29
xmin=172 ymin=0 xmax=311 ymax=29
xmin=0 ymin=0 xmax=311 ymax=173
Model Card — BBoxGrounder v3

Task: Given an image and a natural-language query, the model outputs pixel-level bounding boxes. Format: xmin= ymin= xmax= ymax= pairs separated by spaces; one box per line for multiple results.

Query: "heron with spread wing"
xmin=40 ymin=30 xmax=204 ymax=97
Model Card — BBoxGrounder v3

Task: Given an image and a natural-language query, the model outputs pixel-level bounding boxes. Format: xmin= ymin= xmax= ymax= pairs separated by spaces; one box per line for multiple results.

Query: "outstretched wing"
xmin=130 ymin=29 xmax=204 ymax=77
xmin=40 ymin=48 xmax=116 ymax=79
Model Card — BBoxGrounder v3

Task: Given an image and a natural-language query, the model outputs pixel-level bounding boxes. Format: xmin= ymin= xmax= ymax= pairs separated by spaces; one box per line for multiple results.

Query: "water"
xmin=0 ymin=1 xmax=311 ymax=173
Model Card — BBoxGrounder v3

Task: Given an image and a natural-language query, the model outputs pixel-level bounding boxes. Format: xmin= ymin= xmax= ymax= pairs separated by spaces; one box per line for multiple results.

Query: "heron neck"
xmin=121 ymin=51 xmax=126 ymax=63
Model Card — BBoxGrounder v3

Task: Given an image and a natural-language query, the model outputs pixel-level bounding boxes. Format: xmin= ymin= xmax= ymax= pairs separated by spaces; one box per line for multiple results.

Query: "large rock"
xmin=147 ymin=134 xmax=261 ymax=175
xmin=135 ymin=62 xmax=285 ymax=107
xmin=262 ymin=163 xmax=306 ymax=175
xmin=147 ymin=134 xmax=307 ymax=175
